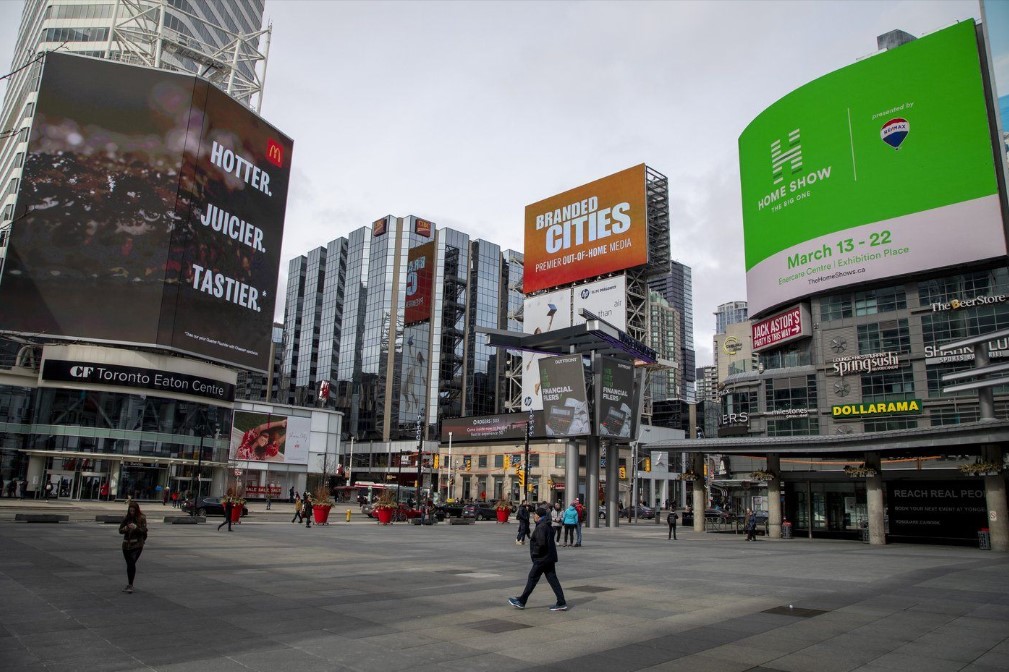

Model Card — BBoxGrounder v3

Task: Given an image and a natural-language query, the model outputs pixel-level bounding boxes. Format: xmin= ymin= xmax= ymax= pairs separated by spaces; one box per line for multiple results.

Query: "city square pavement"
xmin=1 ymin=499 xmax=1008 ymax=672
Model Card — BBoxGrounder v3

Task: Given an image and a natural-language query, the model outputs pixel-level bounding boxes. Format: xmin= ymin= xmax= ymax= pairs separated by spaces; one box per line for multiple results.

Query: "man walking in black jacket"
xmin=515 ymin=501 xmax=530 ymax=545
xmin=509 ymin=506 xmax=568 ymax=611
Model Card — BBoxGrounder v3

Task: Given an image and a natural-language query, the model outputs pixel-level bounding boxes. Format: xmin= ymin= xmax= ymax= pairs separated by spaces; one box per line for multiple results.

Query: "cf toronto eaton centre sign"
xmin=42 ymin=359 xmax=235 ymax=403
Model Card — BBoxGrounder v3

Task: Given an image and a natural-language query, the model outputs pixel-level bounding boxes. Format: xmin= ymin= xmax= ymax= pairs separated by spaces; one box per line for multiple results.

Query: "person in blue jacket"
xmin=561 ymin=501 xmax=579 ymax=547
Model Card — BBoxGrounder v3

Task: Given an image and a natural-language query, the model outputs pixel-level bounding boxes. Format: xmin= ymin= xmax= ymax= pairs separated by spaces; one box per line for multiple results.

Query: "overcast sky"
xmin=0 ymin=0 xmax=985 ymax=368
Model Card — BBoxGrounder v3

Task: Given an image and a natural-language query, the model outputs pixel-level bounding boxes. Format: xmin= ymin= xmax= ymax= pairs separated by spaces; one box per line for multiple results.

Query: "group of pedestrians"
xmin=291 ymin=492 xmax=314 ymax=527
xmin=516 ymin=499 xmax=586 ymax=548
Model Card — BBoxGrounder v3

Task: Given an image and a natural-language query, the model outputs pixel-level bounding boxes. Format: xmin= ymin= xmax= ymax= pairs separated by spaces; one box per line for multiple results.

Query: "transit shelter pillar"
xmin=586 ymin=436 xmax=600 ymax=529
xmin=865 ymin=452 xmax=886 ymax=546
xmin=766 ymin=454 xmax=782 ymax=538
xmin=564 ymin=441 xmax=579 ymax=506
xmin=692 ymin=452 xmax=705 ymax=532
xmin=605 ymin=440 xmax=620 ymax=528
xmin=982 ymin=445 xmax=1008 ymax=552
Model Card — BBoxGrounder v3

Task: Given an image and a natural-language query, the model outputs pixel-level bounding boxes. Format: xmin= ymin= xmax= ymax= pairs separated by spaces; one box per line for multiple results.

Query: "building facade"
xmin=0 ymin=1 xmax=333 ymax=502
xmin=649 ymin=260 xmax=695 ymax=401
xmin=279 ymin=216 xmax=523 ymax=485
xmin=715 ymin=300 xmax=748 ymax=335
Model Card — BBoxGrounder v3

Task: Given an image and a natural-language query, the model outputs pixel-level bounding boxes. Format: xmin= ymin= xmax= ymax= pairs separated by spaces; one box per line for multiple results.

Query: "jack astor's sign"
xmin=832 ymin=399 xmax=921 ymax=418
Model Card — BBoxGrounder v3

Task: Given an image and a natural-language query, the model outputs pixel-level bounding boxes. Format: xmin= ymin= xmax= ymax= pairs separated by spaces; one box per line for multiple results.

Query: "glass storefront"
xmin=787 ymin=481 xmax=867 ymax=538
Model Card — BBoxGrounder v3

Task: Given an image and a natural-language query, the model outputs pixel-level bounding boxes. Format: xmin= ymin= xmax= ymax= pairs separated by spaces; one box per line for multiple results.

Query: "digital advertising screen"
xmin=739 ymin=21 xmax=1004 ymax=316
xmin=596 ymin=356 xmax=634 ymax=440
xmin=231 ymin=410 xmax=311 ymax=465
xmin=524 ymin=164 xmax=648 ymax=294
xmin=0 ymin=52 xmax=293 ymax=371
xmin=538 ymin=354 xmax=590 ymax=437
xmin=520 ymin=288 xmax=572 ymax=410
xmin=404 ymin=241 xmax=435 ymax=325
xmin=440 ymin=412 xmax=546 ymax=442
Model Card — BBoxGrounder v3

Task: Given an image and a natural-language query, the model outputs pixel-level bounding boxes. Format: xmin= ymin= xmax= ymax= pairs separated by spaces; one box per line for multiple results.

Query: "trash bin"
xmin=979 ymin=528 xmax=991 ymax=550
xmin=781 ymin=521 xmax=792 ymax=539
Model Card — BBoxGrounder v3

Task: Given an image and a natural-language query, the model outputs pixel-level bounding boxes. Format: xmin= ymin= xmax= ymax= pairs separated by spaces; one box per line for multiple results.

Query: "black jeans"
xmin=668 ymin=523 xmax=677 ymax=539
xmin=516 ymin=521 xmax=529 ymax=542
xmin=123 ymin=547 xmax=143 ymax=585
xmin=563 ymin=524 xmax=576 ymax=545
xmin=218 ymin=510 xmax=233 ymax=531
xmin=518 ymin=561 xmax=565 ymax=606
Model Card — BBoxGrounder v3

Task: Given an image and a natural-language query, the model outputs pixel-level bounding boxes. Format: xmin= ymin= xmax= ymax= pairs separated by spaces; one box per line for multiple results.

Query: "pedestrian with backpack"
xmin=667 ymin=509 xmax=678 ymax=540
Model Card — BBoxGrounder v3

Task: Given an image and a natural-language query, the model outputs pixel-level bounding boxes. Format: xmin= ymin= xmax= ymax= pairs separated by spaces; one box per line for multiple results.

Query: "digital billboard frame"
xmin=524 ymin=164 xmax=648 ymax=294
xmin=0 ymin=52 xmax=293 ymax=371
xmin=739 ymin=21 xmax=1005 ymax=316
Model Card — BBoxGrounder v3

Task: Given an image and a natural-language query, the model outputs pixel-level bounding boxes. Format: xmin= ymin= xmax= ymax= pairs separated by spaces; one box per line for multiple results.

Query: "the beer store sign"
xmin=930 ymin=294 xmax=1008 ymax=312
xmin=41 ymin=359 xmax=235 ymax=402
xmin=832 ymin=399 xmax=921 ymax=418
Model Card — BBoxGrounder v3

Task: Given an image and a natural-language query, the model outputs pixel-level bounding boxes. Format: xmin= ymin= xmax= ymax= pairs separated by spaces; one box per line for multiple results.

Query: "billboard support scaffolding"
xmin=107 ymin=0 xmax=272 ymax=112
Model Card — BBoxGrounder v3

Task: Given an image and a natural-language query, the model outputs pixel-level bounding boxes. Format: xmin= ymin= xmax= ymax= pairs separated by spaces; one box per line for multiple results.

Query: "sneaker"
xmin=508 ymin=597 xmax=525 ymax=609
xmin=549 ymin=603 xmax=568 ymax=611
xmin=121 ymin=585 xmax=131 ymax=593
xmin=126 ymin=586 xmax=134 ymax=594
xmin=515 ymin=540 xmax=522 ymax=545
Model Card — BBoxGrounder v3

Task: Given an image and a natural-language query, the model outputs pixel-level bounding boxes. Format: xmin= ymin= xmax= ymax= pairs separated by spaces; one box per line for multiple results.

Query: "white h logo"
xmin=771 ymin=128 xmax=802 ymax=185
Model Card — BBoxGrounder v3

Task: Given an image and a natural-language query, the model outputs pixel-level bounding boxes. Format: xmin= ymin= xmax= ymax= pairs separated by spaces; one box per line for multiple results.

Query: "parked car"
xmin=182 ymin=497 xmax=248 ymax=518
xmin=598 ymin=505 xmax=607 ymax=520
xmin=619 ymin=505 xmax=655 ymax=520
xmin=436 ymin=502 xmax=467 ymax=518
xmin=463 ymin=502 xmax=497 ymax=521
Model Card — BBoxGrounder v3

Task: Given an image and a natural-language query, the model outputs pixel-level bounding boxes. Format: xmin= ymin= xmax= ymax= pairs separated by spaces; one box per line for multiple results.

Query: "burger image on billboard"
xmin=0 ymin=53 xmax=293 ymax=372
xmin=739 ymin=22 xmax=1003 ymax=316
xmin=524 ymin=164 xmax=648 ymax=294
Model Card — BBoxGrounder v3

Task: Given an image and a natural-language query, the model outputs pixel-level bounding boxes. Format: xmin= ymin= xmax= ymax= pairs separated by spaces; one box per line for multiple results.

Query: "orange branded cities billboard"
xmin=524 ymin=164 xmax=648 ymax=294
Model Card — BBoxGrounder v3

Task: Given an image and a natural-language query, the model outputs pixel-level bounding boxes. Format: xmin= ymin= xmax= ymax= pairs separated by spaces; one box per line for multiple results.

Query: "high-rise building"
xmin=646 ymin=289 xmax=681 ymax=402
xmin=648 ymin=260 xmax=695 ymax=401
xmin=715 ymin=301 xmax=748 ymax=335
xmin=281 ymin=217 xmax=521 ymax=449
xmin=0 ymin=0 xmax=270 ymax=262
xmin=0 ymin=1 xmax=323 ymax=503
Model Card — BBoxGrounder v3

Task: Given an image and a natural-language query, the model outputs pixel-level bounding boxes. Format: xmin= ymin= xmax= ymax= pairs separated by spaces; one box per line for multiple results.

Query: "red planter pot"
xmin=375 ymin=508 xmax=394 ymax=525
xmin=230 ymin=506 xmax=242 ymax=523
xmin=496 ymin=509 xmax=510 ymax=523
xmin=313 ymin=505 xmax=332 ymax=525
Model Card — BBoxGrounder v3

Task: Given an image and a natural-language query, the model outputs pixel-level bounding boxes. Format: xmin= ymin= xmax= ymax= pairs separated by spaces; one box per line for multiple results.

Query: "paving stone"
xmin=0 ymin=506 xmax=1007 ymax=672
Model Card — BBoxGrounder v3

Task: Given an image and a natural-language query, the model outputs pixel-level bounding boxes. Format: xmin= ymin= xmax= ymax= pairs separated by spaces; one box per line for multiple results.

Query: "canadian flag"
xmin=318 ymin=380 xmax=331 ymax=400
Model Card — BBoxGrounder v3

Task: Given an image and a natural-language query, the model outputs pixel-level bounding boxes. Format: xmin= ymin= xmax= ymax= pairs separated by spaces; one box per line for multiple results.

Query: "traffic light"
xmin=433 ymin=454 xmax=439 ymax=470
xmin=503 ymin=455 xmax=511 ymax=470
xmin=643 ymin=457 xmax=651 ymax=472
xmin=619 ymin=466 xmax=627 ymax=480
xmin=465 ymin=458 xmax=472 ymax=471
xmin=517 ymin=470 xmax=525 ymax=488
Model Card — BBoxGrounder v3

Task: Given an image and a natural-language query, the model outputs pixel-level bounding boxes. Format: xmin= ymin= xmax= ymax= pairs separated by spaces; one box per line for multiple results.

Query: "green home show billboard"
xmin=739 ymin=21 xmax=1004 ymax=316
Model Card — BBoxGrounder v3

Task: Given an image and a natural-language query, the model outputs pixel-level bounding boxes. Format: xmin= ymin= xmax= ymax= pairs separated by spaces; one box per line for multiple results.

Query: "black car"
xmin=462 ymin=503 xmax=497 ymax=521
xmin=183 ymin=496 xmax=249 ymax=518
xmin=619 ymin=505 xmax=655 ymax=520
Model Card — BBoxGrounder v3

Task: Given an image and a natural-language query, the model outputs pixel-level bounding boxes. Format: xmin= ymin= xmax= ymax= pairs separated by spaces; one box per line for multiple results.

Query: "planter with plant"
xmin=312 ymin=485 xmax=334 ymax=525
xmin=373 ymin=489 xmax=399 ymax=525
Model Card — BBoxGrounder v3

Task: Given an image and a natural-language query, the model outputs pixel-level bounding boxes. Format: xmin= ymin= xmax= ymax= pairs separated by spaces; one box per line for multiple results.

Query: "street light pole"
xmin=523 ymin=408 xmax=533 ymax=503
xmin=348 ymin=436 xmax=355 ymax=486
xmin=415 ymin=413 xmax=423 ymax=505
xmin=448 ymin=432 xmax=453 ymax=501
